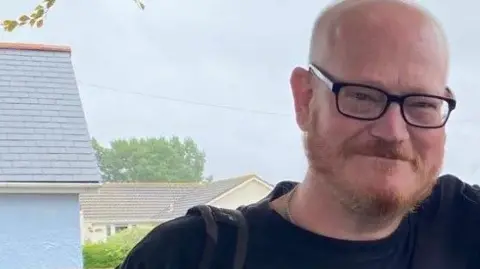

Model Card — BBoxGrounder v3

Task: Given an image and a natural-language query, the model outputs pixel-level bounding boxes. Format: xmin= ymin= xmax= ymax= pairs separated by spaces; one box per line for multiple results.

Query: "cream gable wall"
xmin=208 ymin=179 xmax=272 ymax=209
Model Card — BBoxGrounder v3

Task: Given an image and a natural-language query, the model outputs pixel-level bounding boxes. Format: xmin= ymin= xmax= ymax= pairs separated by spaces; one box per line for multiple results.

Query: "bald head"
xmin=309 ymin=0 xmax=449 ymax=73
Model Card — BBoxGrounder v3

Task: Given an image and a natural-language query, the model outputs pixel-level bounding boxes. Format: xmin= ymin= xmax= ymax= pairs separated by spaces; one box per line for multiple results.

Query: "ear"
xmin=290 ymin=67 xmax=313 ymax=132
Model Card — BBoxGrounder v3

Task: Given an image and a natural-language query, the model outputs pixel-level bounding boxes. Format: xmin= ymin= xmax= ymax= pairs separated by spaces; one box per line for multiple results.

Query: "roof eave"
xmin=0 ymin=181 xmax=101 ymax=194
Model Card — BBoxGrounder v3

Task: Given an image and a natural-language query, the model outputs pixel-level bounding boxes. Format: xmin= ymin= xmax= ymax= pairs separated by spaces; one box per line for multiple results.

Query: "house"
xmin=79 ymin=174 xmax=272 ymax=243
xmin=0 ymin=43 xmax=101 ymax=269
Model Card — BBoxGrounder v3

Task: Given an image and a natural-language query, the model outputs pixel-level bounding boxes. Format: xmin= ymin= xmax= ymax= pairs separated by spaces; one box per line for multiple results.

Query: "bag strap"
xmin=187 ymin=205 xmax=218 ymax=269
xmin=186 ymin=205 xmax=249 ymax=269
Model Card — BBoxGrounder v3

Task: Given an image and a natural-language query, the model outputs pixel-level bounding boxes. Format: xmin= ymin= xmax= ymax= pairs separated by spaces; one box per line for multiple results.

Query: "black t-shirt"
xmin=120 ymin=175 xmax=480 ymax=269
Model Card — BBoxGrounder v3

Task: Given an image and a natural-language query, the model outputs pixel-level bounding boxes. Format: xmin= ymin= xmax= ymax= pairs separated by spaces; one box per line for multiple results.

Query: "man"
xmin=120 ymin=0 xmax=480 ymax=268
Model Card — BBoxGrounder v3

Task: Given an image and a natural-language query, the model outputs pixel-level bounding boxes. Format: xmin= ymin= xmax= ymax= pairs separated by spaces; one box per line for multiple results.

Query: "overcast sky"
xmin=0 ymin=0 xmax=478 ymax=184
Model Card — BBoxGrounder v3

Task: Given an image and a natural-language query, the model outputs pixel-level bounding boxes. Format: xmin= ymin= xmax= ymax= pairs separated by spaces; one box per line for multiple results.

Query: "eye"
xmin=410 ymin=101 xmax=437 ymax=109
xmin=343 ymin=87 xmax=384 ymax=102
xmin=353 ymin=92 xmax=373 ymax=101
xmin=406 ymin=97 xmax=443 ymax=110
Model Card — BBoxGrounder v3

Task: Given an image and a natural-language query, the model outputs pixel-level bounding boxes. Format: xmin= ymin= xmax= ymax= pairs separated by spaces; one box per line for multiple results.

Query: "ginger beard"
xmin=304 ymin=111 xmax=441 ymax=219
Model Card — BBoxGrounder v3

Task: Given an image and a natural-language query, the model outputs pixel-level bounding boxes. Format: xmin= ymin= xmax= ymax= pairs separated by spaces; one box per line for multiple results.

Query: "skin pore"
xmin=271 ymin=0 xmax=450 ymax=241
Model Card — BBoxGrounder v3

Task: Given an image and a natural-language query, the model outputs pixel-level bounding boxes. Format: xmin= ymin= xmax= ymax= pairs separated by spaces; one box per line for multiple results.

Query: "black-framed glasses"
xmin=309 ymin=64 xmax=456 ymax=129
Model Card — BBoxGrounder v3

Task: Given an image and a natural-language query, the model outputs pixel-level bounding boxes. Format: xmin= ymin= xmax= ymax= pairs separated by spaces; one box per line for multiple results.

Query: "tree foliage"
xmin=92 ymin=136 xmax=206 ymax=182
xmin=1 ymin=0 xmax=145 ymax=32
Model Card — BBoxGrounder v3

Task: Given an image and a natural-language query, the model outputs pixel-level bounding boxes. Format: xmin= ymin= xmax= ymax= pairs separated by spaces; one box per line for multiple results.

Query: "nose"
xmin=370 ymin=103 xmax=410 ymax=142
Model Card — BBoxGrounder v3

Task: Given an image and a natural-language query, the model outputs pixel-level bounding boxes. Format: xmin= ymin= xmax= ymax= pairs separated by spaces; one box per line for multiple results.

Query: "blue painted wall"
xmin=0 ymin=193 xmax=82 ymax=269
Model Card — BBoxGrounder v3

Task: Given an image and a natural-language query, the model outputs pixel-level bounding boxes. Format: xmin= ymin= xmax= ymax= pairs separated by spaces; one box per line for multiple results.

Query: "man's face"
xmin=291 ymin=16 xmax=450 ymax=218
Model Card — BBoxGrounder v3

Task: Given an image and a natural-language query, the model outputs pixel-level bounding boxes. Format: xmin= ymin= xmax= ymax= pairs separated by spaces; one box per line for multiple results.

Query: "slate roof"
xmin=80 ymin=174 xmax=267 ymax=223
xmin=0 ymin=43 xmax=100 ymax=182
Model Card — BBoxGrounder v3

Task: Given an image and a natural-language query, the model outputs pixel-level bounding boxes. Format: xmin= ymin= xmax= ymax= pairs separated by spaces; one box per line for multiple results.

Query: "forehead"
xmin=317 ymin=5 xmax=449 ymax=95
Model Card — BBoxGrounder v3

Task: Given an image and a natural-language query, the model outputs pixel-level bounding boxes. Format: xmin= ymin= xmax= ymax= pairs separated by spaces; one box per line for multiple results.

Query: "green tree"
xmin=92 ymin=136 xmax=206 ymax=182
xmin=1 ymin=0 xmax=145 ymax=32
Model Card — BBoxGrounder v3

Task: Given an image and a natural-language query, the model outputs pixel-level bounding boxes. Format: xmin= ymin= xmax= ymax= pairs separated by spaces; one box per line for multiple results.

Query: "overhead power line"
xmin=77 ymin=81 xmax=292 ymax=117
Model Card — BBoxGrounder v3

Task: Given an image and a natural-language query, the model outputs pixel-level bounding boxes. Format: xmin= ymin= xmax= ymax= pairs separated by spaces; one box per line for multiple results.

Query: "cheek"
xmin=317 ymin=117 xmax=367 ymax=162
xmin=325 ymin=116 xmax=367 ymax=145
xmin=411 ymin=130 xmax=445 ymax=164
xmin=312 ymin=97 xmax=367 ymax=154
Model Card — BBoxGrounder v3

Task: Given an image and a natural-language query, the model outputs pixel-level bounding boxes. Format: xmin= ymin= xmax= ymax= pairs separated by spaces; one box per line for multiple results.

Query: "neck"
xmin=289 ymin=169 xmax=404 ymax=241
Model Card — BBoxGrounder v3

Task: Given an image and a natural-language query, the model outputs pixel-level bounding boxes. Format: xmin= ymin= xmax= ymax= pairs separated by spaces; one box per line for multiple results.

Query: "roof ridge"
xmin=101 ymin=174 xmax=260 ymax=186
xmin=0 ymin=42 xmax=71 ymax=53
xmin=103 ymin=181 xmax=202 ymax=185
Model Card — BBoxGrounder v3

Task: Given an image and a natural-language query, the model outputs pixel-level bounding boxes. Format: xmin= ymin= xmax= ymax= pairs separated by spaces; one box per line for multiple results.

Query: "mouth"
xmin=358 ymin=155 xmax=409 ymax=163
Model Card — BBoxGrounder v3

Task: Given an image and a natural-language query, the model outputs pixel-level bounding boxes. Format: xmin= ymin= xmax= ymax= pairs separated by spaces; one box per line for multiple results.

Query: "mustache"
xmin=346 ymin=139 xmax=415 ymax=163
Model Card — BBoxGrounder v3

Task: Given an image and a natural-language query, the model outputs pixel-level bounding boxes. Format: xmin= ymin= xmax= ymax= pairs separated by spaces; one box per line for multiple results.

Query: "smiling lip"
xmin=359 ymin=155 xmax=409 ymax=162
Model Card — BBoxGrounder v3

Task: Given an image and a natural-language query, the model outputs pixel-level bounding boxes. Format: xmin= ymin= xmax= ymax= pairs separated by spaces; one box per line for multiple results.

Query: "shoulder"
xmin=434 ymin=174 xmax=480 ymax=210
xmin=418 ymin=174 xmax=480 ymax=249
xmin=417 ymin=174 xmax=480 ymax=237
xmin=119 ymin=215 xmax=207 ymax=269
xmin=423 ymin=174 xmax=480 ymax=218
xmin=407 ymin=175 xmax=480 ymax=267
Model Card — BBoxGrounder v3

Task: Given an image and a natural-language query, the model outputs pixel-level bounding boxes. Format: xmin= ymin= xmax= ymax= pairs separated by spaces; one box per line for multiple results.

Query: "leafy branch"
xmin=1 ymin=0 xmax=145 ymax=32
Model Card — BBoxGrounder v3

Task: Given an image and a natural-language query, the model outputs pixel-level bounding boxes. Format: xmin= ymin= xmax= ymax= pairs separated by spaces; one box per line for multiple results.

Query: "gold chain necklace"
xmin=284 ymin=185 xmax=298 ymax=224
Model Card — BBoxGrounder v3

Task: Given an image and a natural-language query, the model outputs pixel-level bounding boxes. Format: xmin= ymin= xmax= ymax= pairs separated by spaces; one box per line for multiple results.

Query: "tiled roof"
xmin=158 ymin=175 xmax=254 ymax=219
xmin=80 ymin=174 xmax=261 ymax=223
xmin=0 ymin=43 xmax=100 ymax=182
